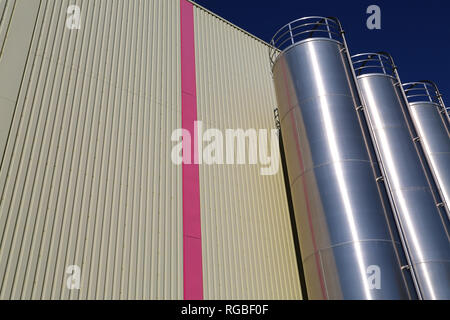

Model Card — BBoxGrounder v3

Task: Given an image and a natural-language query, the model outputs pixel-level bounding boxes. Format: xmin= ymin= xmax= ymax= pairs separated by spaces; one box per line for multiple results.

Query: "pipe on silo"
xmin=270 ymin=17 xmax=413 ymax=299
xmin=352 ymin=53 xmax=450 ymax=300
xmin=402 ymin=81 xmax=450 ymax=219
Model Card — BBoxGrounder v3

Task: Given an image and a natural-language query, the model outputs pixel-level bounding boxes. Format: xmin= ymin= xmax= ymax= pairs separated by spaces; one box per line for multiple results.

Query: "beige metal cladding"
xmin=0 ymin=0 xmax=301 ymax=300
xmin=193 ymin=5 xmax=302 ymax=299
xmin=0 ymin=0 xmax=15 ymax=51
xmin=0 ymin=0 xmax=39 ymax=170
xmin=0 ymin=0 xmax=183 ymax=299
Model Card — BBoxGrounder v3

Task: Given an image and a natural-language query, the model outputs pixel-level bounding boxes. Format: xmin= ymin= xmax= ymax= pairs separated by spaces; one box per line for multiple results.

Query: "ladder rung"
xmin=401 ymin=265 xmax=411 ymax=271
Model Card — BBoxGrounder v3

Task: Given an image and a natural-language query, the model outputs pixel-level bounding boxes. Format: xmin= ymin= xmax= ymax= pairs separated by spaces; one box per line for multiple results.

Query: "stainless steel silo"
xmin=402 ymin=81 xmax=450 ymax=219
xmin=270 ymin=17 xmax=412 ymax=300
xmin=352 ymin=53 xmax=450 ymax=300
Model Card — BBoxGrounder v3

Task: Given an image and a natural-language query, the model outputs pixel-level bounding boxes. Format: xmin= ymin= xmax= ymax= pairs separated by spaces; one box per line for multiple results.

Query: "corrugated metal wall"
xmin=0 ymin=0 xmax=15 ymax=51
xmin=193 ymin=5 xmax=301 ymax=299
xmin=0 ymin=0 xmax=16 ymax=160
xmin=0 ymin=0 xmax=40 ymax=171
xmin=0 ymin=0 xmax=183 ymax=300
xmin=0 ymin=0 xmax=302 ymax=300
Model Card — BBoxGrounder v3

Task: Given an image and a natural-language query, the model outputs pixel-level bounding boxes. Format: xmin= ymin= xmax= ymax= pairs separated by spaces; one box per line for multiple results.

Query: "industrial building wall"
xmin=0 ymin=0 xmax=301 ymax=300
xmin=193 ymin=6 xmax=301 ymax=299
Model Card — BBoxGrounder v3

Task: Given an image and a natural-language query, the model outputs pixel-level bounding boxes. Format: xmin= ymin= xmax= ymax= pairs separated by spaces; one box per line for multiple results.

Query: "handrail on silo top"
xmin=351 ymin=52 xmax=396 ymax=77
xmin=269 ymin=16 xmax=344 ymax=66
xmin=402 ymin=81 xmax=442 ymax=105
xmin=403 ymin=81 xmax=450 ymax=124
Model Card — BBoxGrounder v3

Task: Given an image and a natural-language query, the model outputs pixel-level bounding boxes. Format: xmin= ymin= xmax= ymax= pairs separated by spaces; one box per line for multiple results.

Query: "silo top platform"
xmin=351 ymin=52 xmax=397 ymax=78
xmin=269 ymin=16 xmax=344 ymax=67
xmin=403 ymin=81 xmax=442 ymax=105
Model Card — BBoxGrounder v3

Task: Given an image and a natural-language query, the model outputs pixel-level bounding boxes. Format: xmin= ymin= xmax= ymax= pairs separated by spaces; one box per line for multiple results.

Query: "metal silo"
xmin=352 ymin=53 xmax=450 ymax=300
xmin=402 ymin=81 xmax=450 ymax=219
xmin=270 ymin=17 xmax=412 ymax=299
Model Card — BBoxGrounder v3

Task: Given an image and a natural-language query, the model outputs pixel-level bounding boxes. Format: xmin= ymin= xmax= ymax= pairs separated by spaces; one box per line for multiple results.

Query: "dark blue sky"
xmin=194 ymin=0 xmax=450 ymax=100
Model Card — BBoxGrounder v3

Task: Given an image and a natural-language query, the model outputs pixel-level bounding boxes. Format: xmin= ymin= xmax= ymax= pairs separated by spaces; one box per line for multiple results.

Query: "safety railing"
xmin=403 ymin=81 xmax=442 ymax=104
xmin=269 ymin=16 xmax=344 ymax=66
xmin=403 ymin=81 xmax=450 ymax=124
xmin=351 ymin=52 xmax=396 ymax=77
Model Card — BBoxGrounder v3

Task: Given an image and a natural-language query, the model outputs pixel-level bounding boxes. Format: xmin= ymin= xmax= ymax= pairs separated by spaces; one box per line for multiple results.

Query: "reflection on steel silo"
xmin=270 ymin=17 xmax=412 ymax=299
xmin=403 ymin=81 xmax=450 ymax=219
xmin=352 ymin=53 xmax=450 ymax=300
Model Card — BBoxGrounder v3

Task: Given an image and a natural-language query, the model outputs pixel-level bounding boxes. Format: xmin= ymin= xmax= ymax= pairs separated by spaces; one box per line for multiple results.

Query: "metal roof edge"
xmin=188 ymin=0 xmax=273 ymax=47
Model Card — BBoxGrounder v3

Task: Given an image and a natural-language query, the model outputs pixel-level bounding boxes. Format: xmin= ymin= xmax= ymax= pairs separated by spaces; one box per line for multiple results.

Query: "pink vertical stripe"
xmin=180 ymin=0 xmax=203 ymax=300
